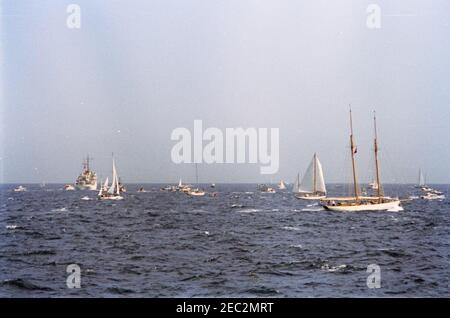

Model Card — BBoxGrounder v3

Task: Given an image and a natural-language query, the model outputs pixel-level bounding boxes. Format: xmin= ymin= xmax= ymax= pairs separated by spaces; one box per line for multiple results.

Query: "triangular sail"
xmin=298 ymin=154 xmax=326 ymax=194
xmin=299 ymin=160 xmax=314 ymax=193
xmin=418 ymin=170 xmax=425 ymax=186
xmin=108 ymin=159 xmax=117 ymax=195
xmin=315 ymin=156 xmax=326 ymax=193
xmin=113 ymin=158 xmax=120 ymax=195
xmin=178 ymin=178 xmax=182 ymax=187
xmin=279 ymin=180 xmax=286 ymax=190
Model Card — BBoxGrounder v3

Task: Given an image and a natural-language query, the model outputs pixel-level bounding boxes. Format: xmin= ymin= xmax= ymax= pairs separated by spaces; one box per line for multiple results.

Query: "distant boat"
xmin=118 ymin=177 xmax=127 ymax=193
xmin=421 ymin=192 xmax=445 ymax=200
xmin=416 ymin=169 xmax=426 ymax=188
xmin=187 ymin=163 xmax=205 ymax=196
xmin=258 ymin=184 xmax=276 ymax=193
xmin=188 ymin=188 xmax=206 ymax=196
xmin=369 ymin=179 xmax=379 ymax=190
xmin=64 ymin=184 xmax=75 ymax=191
xmin=137 ymin=187 xmax=147 ymax=193
xmin=75 ymin=155 xmax=97 ymax=190
xmin=13 ymin=185 xmax=27 ymax=192
xmin=295 ymin=153 xmax=327 ymax=200
xmin=278 ymin=180 xmax=286 ymax=190
xmin=320 ymin=109 xmax=401 ymax=211
xmin=160 ymin=185 xmax=176 ymax=192
xmin=98 ymin=155 xmax=124 ymax=200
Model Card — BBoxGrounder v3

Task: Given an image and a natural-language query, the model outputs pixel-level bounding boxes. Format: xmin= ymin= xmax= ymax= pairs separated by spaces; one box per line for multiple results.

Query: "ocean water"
xmin=0 ymin=184 xmax=448 ymax=297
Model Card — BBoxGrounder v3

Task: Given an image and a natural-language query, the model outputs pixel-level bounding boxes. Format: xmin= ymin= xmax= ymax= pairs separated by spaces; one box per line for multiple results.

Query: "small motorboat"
xmin=64 ymin=184 xmax=75 ymax=191
xmin=13 ymin=185 xmax=27 ymax=192
xmin=187 ymin=188 xmax=206 ymax=196
xmin=421 ymin=192 xmax=445 ymax=200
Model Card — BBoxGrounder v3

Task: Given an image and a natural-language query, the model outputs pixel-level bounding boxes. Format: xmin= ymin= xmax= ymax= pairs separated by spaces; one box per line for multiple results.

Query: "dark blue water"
xmin=0 ymin=184 xmax=449 ymax=297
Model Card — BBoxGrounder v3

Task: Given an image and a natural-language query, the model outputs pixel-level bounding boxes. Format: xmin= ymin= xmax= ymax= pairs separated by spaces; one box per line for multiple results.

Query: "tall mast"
xmin=195 ymin=163 xmax=199 ymax=185
xmin=349 ymin=107 xmax=359 ymax=201
xmin=373 ymin=111 xmax=383 ymax=200
xmin=86 ymin=155 xmax=90 ymax=171
xmin=313 ymin=153 xmax=317 ymax=193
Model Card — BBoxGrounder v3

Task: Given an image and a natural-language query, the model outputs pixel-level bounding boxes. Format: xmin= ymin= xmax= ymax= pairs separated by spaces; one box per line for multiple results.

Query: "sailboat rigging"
xmin=98 ymin=154 xmax=124 ymax=200
xmin=295 ymin=153 xmax=327 ymax=200
xmin=187 ymin=163 xmax=206 ymax=196
xmin=320 ymin=109 xmax=401 ymax=211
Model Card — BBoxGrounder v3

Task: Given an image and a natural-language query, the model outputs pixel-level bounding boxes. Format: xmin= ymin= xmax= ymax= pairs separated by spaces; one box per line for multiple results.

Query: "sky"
xmin=1 ymin=0 xmax=449 ymax=184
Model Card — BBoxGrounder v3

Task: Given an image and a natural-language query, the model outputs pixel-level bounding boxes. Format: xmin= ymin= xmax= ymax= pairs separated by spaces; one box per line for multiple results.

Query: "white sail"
xmin=98 ymin=177 xmax=108 ymax=196
xmin=278 ymin=180 xmax=286 ymax=190
xmin=108 ymin=159 xmax=117 ymax=195
xmin=178 ymin=178 xmax=183 ymax=187
xmin=292 ymin=173 xmax=300 ymax=193
xmin=299 ymin=154 xmax=326 ymax=194
xmin=315 ymin=157 xmax=326 ymax=193
xmin=111 ymin=158 xmax=120 ymax=195
xmin=418 ymin=169 xmax=425 ymax=186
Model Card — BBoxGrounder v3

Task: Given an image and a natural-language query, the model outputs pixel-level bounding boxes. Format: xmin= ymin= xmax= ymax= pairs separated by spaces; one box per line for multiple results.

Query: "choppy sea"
xmin=0 ymin=184 xmax=448 ymax=297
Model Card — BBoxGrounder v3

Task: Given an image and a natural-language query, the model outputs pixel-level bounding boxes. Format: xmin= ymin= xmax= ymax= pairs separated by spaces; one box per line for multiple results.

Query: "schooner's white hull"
xmin=295 ymin=194 xmax=326 ymax=200
xmin=322 ymin=199 xmax=401 ymax=212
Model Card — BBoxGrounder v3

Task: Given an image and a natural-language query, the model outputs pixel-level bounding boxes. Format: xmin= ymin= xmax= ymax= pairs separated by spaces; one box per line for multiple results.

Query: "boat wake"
xmin=282 ymin=226 xmax=301 ymax=231
xmin=301 ymin=207 xmax=325 ymax=212
xmin=236 ymin=208 xmax=262 ymax=213
xmin=51 ymin=207 xmax=68 ymax=212
xmin=387 ymin=206 xmax=404 ymax=212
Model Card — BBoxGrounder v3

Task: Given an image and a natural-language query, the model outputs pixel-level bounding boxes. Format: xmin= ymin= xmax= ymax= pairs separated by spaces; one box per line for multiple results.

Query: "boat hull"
xmin=322 ymin=199 xmax=401 ymax=212
xmin=188 ymin=192 xmax=206 ymax=196
xmin=99 ymin=195 xmax=124 ymax=200
xmin=295 ymin=194 xmax=326 ymax=200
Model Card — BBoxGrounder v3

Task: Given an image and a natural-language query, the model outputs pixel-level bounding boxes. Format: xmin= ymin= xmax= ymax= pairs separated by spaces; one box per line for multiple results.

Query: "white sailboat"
xmin=417 ymin=169 xmax=425 ymax=187
xmin=13 ymin=185 xmax=27 ymax=192
xmin=369 ymin=179 xmax=379 ymax=190
xmin=295 ymin=153 xmax=327 ymax=200
xmin=98 ymin=156 xmax=123 ymax=200
xmin=320 ymin=109 xmax=401 ymax=212
xmin=187 ymin=163 xmax=205 ymax=196
xmin=278 ymin=180 xmax=287 ymax=190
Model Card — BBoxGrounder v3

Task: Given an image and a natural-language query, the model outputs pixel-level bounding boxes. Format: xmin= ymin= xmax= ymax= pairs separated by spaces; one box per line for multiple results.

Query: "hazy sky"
xmin=1 ymin=0 xmax=449 ymax=184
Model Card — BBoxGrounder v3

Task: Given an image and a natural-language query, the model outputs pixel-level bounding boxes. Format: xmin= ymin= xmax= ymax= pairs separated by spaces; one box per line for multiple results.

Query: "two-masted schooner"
xmin=98 ymin=155 xmax=124 ymax=200
xmin=294 ymin=153 xmax=327 ymax=200
xmin=320 ymin=110 xmax=401 ymax=211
